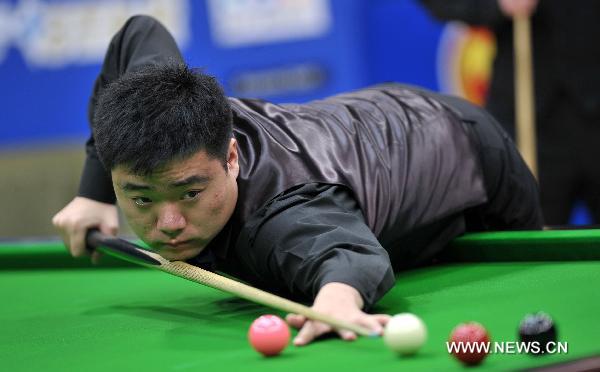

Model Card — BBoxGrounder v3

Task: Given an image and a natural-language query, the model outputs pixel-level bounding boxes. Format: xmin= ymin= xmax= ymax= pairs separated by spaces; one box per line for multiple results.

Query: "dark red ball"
xmin=448 ymin=322 xmax=490 ymax=365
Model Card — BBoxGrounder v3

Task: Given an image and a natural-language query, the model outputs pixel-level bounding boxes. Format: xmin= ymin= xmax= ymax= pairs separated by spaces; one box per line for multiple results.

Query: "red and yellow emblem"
xmin=437 ymin=24 xmax=496 ymax=106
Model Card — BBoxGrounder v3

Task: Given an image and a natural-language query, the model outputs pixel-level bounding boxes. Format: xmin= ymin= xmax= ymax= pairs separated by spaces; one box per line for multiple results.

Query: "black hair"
xmin=93 ymin=64 xmax=233 ymax=175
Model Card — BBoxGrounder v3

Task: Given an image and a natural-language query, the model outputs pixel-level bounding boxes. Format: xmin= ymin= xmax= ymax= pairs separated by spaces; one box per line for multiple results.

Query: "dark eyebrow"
xmin=121 ymin=182 xmax=152 ymax=191
xmin=170 ymin=175 xmax=210 ymax=187
xmin=120 ymin=175 xmax=210 ymax=191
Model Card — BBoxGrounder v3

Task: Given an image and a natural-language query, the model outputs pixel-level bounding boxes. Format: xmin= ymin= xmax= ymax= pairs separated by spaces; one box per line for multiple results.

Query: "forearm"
xmin=312 ymin=253 xmax=395 ymax=310
xmin=243 ymin=184 xmax=395 ymax=310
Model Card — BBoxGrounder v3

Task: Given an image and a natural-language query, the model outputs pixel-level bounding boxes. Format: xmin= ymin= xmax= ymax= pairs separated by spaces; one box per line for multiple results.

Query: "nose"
xmin=157 ymin=205 xmax=186 ymax=239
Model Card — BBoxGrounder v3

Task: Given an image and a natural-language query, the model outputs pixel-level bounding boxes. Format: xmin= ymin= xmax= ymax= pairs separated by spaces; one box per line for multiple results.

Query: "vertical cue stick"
xmin=513 ymin=14 xmax=538 ymax=178
xmin=88 ymin=231 xmax=374 ymax=337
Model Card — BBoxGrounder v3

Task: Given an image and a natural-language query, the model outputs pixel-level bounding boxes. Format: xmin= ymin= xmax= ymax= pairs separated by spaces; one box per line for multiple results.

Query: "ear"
xmin=226 ymin=138 xmax=239 ymax=179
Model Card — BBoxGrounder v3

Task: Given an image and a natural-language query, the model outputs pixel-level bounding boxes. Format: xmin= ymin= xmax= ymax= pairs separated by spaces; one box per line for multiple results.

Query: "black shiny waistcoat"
xmin=229 ymin=83 xmax=487 ymax=248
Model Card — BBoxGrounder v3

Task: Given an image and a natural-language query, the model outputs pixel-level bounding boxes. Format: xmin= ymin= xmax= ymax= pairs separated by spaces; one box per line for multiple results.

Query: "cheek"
xmin=116 ymin=199 xmax=154 ymax=234
xmin=207 ymin=190 xmax=227 ymax=215
xmin=128 ymin=213 xmax=153 ymax=234
xmin=184 ymin=192 xmax=226 ymax=229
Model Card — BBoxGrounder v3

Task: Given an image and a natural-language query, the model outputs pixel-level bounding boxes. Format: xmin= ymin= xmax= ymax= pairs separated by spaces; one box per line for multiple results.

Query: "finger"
xmin=53 ymin=214 xmax=70 ymax=249
xmin=356 ymin=314 xmax=391 ymax=337
xmin=57 ymin=228 xmax=70 ymax=251
xmin=91 ymin=250 xmax=103 ymax=265
xmin=373 ymin=314 xmax=392 ymax=326
xmin=100 ymin=223 xmax=118 ymax=236
xmin=294 ymin=321 xmax=330 ymax=346
xmin=337 ymin=329 xmax=357 ymax=341
xmin=70 ymin=226 xmax=87 ymax=257
xmin=526 ymin=0 xmax=539 ymax=14
xmin=294 ymin=321 xmax=318 ymax=346
xmin=285 ymin=314 xmax=307 ymax=329
xmin=51 ymin=213 xmax=60 ymax=228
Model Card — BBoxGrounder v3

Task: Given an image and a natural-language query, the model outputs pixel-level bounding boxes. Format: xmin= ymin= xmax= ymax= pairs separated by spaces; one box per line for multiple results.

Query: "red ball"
xmin=448 ymin=322 xmax=490 ymax=365
xmin=248 ymin=315 xmax=291 ymax=356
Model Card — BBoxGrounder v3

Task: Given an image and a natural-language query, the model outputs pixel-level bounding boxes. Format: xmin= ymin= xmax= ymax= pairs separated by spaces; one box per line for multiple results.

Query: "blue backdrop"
xmin=0 ymin=0 xmax=442 ymax=147
xmin=0 ymin=0 xmax=590 ymax=223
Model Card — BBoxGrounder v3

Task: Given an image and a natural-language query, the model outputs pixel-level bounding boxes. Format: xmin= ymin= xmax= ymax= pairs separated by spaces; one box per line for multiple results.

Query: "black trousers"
xmin=493 ymin=94 xmax=600 ymax=226
xmin=79 ymin=15 xmax=184 ymax=202
xmin=536 ymin=93 xmax=600 ymax=225
xmin=435 ymin=94 xmax=544 ymax=231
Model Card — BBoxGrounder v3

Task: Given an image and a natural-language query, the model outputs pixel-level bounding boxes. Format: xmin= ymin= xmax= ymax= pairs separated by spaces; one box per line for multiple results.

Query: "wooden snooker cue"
xmin=513 ymin=14 xmax=538 ymax=179
xmin=86 ymin=230 xmax=375 ymax=337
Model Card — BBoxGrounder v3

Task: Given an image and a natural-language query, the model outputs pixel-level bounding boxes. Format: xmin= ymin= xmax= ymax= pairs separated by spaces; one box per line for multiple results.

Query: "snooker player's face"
xmin=111 ymin=139 xmax=239 ymax=261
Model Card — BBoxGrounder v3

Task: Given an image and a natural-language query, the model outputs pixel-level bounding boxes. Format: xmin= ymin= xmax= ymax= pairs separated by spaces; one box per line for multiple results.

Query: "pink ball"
xmin=248 ymin=315 xmax=291 ymax=356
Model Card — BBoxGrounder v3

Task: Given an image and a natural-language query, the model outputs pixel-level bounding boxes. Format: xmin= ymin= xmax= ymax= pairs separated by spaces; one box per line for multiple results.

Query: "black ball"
xmin=518 ymin=312 xmax=557 ymax=356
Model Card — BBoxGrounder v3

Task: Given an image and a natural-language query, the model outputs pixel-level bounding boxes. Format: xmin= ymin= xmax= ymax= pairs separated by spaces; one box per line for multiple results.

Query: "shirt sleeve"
xmin=418 ymin=0 xmax=506 ymax=28
xmin=238 ymin=184 xmax=395 ymax=310
xmin=77 ymin=136 xmax=116 ymax=204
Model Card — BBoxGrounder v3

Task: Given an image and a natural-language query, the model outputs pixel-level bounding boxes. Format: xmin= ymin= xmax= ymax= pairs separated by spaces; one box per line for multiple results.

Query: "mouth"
xmin=153 ymin=243 xmax=194 ymax=260
xmin=160 ymin=240 xmax=192 ymax=250
xmin=148 ymin=239 xmax=205 ymax=260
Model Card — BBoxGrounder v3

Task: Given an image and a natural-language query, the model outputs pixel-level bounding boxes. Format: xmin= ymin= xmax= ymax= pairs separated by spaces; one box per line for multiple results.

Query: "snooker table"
xmin=2 ymin=229 xmax=600 ymax=371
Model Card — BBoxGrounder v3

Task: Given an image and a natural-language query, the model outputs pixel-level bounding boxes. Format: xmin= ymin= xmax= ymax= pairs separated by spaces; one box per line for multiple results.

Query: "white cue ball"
xmin=383 ymin=313 xmax=427 ymax=355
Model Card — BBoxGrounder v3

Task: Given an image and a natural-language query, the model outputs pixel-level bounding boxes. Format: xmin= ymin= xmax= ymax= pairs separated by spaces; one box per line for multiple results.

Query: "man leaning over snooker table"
xmin=52 ymin=15 xmax=543 ymax=347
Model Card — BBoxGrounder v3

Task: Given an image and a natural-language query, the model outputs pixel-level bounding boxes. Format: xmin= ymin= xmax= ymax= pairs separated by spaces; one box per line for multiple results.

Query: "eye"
xmin=132 ymin=196 xmax=152 ymax=206
xmin=182 ymin=190 xmax=202 ymax=201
